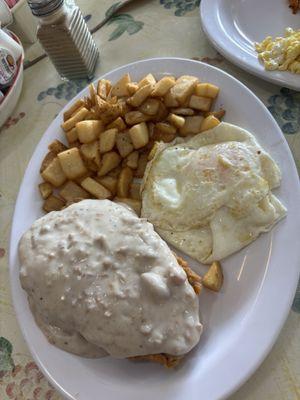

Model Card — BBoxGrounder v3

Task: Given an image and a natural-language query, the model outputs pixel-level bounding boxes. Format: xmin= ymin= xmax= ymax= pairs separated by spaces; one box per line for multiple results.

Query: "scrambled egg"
xmin=255 ymin=28 xmax=300 ymax=73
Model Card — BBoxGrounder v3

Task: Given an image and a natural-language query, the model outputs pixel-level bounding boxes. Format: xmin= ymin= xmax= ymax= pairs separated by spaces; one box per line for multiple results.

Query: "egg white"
xmin=141 ymin=123 xmax=286 ymax=263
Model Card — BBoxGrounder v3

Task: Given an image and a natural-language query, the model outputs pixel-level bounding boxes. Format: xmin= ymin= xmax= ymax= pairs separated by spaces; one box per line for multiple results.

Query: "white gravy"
xmin=19 ymin=200 xmax=202 ymax=358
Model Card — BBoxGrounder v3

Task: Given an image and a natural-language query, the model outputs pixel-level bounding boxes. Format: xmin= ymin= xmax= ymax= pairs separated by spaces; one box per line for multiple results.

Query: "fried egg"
xmin=141 ymin=122 xmax=286 ymax=263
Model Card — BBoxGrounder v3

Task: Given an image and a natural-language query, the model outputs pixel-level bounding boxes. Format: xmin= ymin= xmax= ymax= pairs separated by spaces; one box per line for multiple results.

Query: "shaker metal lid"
xmin=27 ymin=0 xmax=64 ymax=17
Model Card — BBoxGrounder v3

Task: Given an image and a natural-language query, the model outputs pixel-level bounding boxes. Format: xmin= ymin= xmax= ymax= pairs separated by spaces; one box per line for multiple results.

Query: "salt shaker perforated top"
xmin=27 ymin=0 xmax=99 ymax=80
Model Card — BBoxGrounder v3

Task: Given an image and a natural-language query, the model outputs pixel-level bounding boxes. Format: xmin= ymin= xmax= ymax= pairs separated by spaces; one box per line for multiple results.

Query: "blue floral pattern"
xmin=160 ymin=0 xmax=200 ymax=16
xmin=267 ymin=88 xmax=300 ymax=135
xmin=37 ymin=79 xmax=90 ymax=102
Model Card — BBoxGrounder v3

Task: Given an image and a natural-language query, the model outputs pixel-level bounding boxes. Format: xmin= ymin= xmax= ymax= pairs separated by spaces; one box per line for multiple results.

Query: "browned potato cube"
xmin=200 ymin=115 xmax=220 ymax=132
xmin=125 ymin=111 xmax=149 ymax=125
xmin=99 ymin=128 xmax=117 ymax=153
xmin=179 ymin=116 xmax=204 ymax=136
xmin=127 ymin=83 xmax=154 ymax=107
xmin=59 ymin=180 xmax=89 ymax=202
xmin=170 ymin=76 xmax=198 ymax=104
xmin=138 ymin=73 xmax=156 ymax=88
xmin=189 ymin=95 xmax=212 ymax=111
xmin=106 ymin=117 xmax=126 ymax=131
xmin=195 ymin=83 xmax=220 ymax=99
xmin=97 ymin=79 xmax=111 ymax=99
xmin=167 ymin=113 xmax=185 ymax=128
xmin=98 ymin=151 xmax=121 ymax=176
xmin=40 ymin=151 xmax=56 ymax=173
xmin=58 ymin=148 xmax=87 ymax=179
xmin=164 ymin=91 xmax=179 ymax=107
xmin=117 ymin=167 xmax=133 ymax=197
xmin=43 ymin=195 xmax=65 ymax=212
xmin=152 ymin=128 xmax=176 ymax=143
xmin=116 ymin=131 xmax=134 ymax=157
xmin=41 ymin=157 xmax=67 ymax=187
xmin=48 ymin=139 xmax=67 ymax=154
xmin=139 ymin=98 xmax=160 ymax=115
xmin=155 ymin=122 xmax=176 ymax=135
xmin=89 ymin=83 xmax=96 ymax=105
xmin=125 ymin=151 xmax=139 ymax=169
xmin=130 ymin=182 xmax=141 ymax=200
xmin=126 ymin=82 xmax=139 ymax=95
xmin=38 ymin=182 xmax=53 ymax=199
xmin=65 ymin=127 xmax=78 ymax=144
xmin=63 ymin=99 xmax=84 ymax=121
xmin=61 ymin=107 xmax=89 ymax=131
xmin=152 ymin=101 xmax=168 ymax=122
xmin=114 ymin=197 xmax=141 ymax=216
xmin=129 ymin=122 xmax=149 ymax=149
xmin=76 ymin=120 xmax=104 ymax=143
xmin=111 ymin=73 xmax=131 ymax=97
xmin=96 ymin=176 xmax=117 ymax=196
xmin=107 ymin=165 xmax=122 ymax=178
xmin=202 ymin=261 xmax=223 ymax=292
xmin=152 ymin=76 xmax=175 ymax=97
xmin=81 ymin=177 xmax=111 ymax=199
xmin=80 ymin=141 xmax=101 ymax=167
xmin=171 ymin=107 xmax=195 ymax=116
xmin=134 ymin=153 xmax=148 ymax=178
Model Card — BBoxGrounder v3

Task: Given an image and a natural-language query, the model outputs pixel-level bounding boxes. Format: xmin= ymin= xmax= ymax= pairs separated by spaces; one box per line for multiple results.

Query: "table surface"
xmin=0 ymin=1 xmax=299 ymax=399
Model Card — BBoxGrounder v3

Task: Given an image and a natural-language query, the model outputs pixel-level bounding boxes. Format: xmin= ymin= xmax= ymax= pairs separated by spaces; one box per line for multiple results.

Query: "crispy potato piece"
xmin=114 ymin=197 xmax=141 ymax=216
xmin=156 ymin=122 xmax=176 ymax=135
xmin=81 ymin=177 xmax=111 ymax=199
xmin=117 ymin=167 xmax=133 ymax=197
xmin=129 ymin=182 xmax=141 ymax=200
xmin=95 ymin=95 xmax=110 ymax=114
xmin=152 ymin=128 xmax=176 ymax=143
xmin=41 ymin=157 xmax=67 ymax=187
xmin=84 ymin=110 xmax=98 ymax=120
xmin=189 ymin=95 xmax=212 ymax=112
xmin=179 ymin=115 xmax=204 ymax=136
xmin=101 ymin=103 xmax=122 ymax=124
xmin=48 ymin=139 xmax=67 ymax=154
xmin=200 ymin=115 xmax=220 ymax=132
xmin=69 ymin=140 xmax=81 ymax=149
xmin=124 ymin=151 xmax=139 ymax=169
xmin=148 ymin=142 xmax=159 ymax=160
xmin=116 ymin=131 xmax=134 ymax=157
xmin=126 ymin=82 xmax=139 ymax=95
xmin=134 ymin=153 xmax=148 ymax=178
xmin=61 ymin=107 xmax=89 ymax=132
xmin=65 ymin=127 xmax=78 ymax=144
xmin=127 ymin=83 xmax=154 ymax=107
xmin=80 ymin=141 xmax=101 ymax=167
xmin=57 ymin=148 xmax=87 ymax=180
xmin=43 ymin=195 xmax=65 ymax=212
xmin=124 ymin=111 xmax=149 ymax=125
xmin=96 ymin=176 xmax=117 ymax=196
xmin=97 ymin=79 xmax=110 ymax=99
xmin=152 ymin=101 xmax=168 ymax=122
xmin=75 ymin=171 xmax=94 ymax=185
xmin=99 ymin=128 xmax=117 ymax=153
xmin=205 ymin=108 xmax=226 ymax=119
xmin=106 ymin=117 xmax=126 ymax=131
xmin=202 ymin=261 xmax=223 ymax=292
xmin=98 ymin=151 xmax=121 ymax=176
xmin=59 ymin=180 xmax=89 ymax=202
xmin=139 ymin=98 xmax=160 ymax=116
xmin=129 ymin=122 xmax=149 ymax=149
xmin=63 ymin=99 xmax=84 ymax=121
xmin=195 ymin=83 xmax=220 ymax=99
xmin=40 ymin=151 xmax=56 ymax=173
xmin=107 ymin=165 xmax=122 ymax=178
xmin=152 ymin=76 xmax=175 ymax=97
xmin=176 ymin=255 xmax=202 ymax=295
xmin=171 ymin=107 xmax=195 ymax=116
xmin=167 ymin=113 xmax=185 ymax=128
xmin=76 ymin=120 xmax=104 ymax=143
xmin=164 ymin=91 xmax=179 ymax=107
xmin=170 ymin=75 xmax=198 ymax=105
xmin=89 ymin=83 xmax=96 ymax=105
xmin=111 ymin=73 xmax=131 ymax=97
xmin=38 ymin=182 xmax=53 ymax=199
xmin=138 ymin=73 xmax=156 ymax=88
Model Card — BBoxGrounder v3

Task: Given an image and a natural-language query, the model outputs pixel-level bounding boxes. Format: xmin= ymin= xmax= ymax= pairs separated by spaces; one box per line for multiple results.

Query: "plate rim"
xmin=9 ymin=57 xmax=300 ymax=400
xmin=200 ymin=0 xmax=300 ymax=91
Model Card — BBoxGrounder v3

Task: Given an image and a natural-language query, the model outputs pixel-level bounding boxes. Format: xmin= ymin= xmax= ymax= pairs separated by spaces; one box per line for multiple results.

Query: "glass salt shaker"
xmin=27 ymin=0 xmax=99 ymax=80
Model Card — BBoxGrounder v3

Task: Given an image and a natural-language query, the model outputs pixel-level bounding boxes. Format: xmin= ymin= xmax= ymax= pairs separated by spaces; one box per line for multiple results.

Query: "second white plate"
xmin=200 ymin=0 xmax=300 ymax=90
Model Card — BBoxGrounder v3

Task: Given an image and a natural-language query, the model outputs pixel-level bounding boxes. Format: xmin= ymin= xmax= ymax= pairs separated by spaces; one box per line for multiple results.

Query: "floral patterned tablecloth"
xmin=0 ymin=1 xmax=299 ymax=399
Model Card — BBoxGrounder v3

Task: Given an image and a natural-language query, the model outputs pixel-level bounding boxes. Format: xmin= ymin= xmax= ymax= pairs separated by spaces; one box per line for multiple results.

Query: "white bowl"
xmin=0 ymin=31 xmax=24 ymax=129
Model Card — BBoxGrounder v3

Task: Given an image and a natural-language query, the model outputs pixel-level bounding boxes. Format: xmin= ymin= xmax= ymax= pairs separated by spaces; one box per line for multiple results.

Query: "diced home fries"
xmin=38 ymin=73 xmax=225 ymax=213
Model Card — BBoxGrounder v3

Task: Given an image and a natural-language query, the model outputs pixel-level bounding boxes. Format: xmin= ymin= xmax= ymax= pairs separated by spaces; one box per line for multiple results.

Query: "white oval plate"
xmin=10 ymin=58 xmax=300 ymax=400
xmin=200 ymin=0 xmax=300 ymax=90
